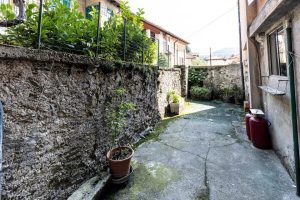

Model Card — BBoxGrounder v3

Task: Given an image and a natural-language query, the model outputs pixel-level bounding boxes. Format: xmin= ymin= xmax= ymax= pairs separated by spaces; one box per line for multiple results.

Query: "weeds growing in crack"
xmin=195 ymin=144 xmax=211 ymax=200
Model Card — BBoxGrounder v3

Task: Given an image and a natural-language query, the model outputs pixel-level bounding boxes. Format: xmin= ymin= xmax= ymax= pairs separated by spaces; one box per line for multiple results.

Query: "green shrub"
xmin=158 ymin=53 xmax=168 ymax=67
xmin=190 ymin=86 xmax=211 ymax=100
xmin=0 ymin=0 xmax=157 ymax=64
xmin=188 ymin=68 xmax=207 ymax=87
xmin=167 ymin=90 xmax=182 ymax=104
xmin=172 ymin=94 xmax=181 ymax=104
xmin=221 ymin=85 xmax=243 ymax=104
xmin=105 ymin=87 xmax=136 ymax=146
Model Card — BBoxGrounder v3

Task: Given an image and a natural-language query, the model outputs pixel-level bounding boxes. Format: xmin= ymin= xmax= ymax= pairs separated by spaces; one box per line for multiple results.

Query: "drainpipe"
xmin=286 ymin=24 xmax=300 ymax=196
xmin=237 ymin=0 xmax=245 ymax=100
xmin=0 ymin=101 xmax=3 ymax=196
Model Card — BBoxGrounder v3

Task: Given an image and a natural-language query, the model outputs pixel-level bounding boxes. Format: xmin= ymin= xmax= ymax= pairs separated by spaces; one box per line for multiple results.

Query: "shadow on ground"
xmin=102 ymin=101 xmax=298 ymax=200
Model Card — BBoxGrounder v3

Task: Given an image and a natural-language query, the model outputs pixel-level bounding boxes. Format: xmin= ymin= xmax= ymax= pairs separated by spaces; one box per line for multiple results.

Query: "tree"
xmin=0 ymin=0 xmax=25 ymax=27
xmin=158 ymin=53 xmax=168 ymax=67
xmin=191 ymin=58 xmax=207 ymax=66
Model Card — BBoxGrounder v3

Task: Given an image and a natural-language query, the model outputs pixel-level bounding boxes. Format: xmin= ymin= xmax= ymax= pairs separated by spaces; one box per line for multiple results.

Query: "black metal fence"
xmin=0 ymin=0 xmax=177 ymax=67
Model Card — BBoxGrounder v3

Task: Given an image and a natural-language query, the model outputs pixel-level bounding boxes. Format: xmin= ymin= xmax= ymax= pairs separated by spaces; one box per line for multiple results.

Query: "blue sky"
xmin=129 ymin=0 xmax=239 ymax=55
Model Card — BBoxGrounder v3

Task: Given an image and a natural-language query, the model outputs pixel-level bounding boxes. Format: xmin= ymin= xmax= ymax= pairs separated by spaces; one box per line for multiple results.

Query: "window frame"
xmin=267 ymin=26 xmax=287 ymax=77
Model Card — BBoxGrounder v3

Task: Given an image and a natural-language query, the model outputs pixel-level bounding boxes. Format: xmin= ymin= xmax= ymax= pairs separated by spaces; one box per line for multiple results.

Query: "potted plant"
xmin=105 ymin=88 xmax=136 ymax=182
xmin=167 ymin=90 xmax=184 ymax=115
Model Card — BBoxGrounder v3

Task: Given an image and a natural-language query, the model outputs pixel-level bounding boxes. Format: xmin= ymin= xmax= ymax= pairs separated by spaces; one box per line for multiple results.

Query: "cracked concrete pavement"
xmin=103 ymin=101 xmax=299 ymax=200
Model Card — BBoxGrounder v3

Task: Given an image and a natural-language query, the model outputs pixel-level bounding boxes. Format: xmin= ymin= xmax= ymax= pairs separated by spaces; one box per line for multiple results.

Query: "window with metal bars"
xmin=268 ymin=27 xmax=287 ymax=76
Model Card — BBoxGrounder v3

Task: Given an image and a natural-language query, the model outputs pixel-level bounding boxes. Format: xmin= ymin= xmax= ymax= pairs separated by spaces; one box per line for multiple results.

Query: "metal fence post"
xmin=0 ymin=101 xmax=3 ymax=198
xmin=95 ymin=2 xmax=101 ymax=57
xmin=37 ymin=0 xmax=44 ymax=49
xmin=123 ymin=18 xmax=127 ymax=61
xmin=167 ymin=45 xmax=170 ymax=67
xmin=157 ymin=39 xmax=160 ymax=66
xmin=142 ymin=40 xmax=144 ymax=65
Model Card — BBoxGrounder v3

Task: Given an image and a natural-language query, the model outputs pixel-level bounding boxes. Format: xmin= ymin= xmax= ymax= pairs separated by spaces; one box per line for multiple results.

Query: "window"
xmin=150 ymin=32 xmax=156 ymax=42
xmin=107 ymin=8 xmax=113 ymax=18
xmin=163 ymin=40 xmax=167 ymax=52
xmin=86 ymin=4 xmax=100 ymax=19
xmin=268 ymin=27 xmax=287 ymax=76
xmin=62 ymin=0 xmax=71 ymax=8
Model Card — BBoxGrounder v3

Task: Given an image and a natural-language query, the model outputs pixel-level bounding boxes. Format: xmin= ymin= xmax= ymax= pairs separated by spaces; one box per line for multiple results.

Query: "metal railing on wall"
xmin=0 ymin=0 xmax=184 ymax=68
xmin=0 ymin=101 xmax=3 ymax=198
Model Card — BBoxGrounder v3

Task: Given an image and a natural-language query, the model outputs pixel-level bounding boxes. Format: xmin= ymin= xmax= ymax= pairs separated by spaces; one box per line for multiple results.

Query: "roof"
xmin=143 ymin=19 xmax=189 ymax=44
xmin=109 ymin=0 xmax=189 ymax=44
xmin=109 ymin=0 xmax=121 ymax=6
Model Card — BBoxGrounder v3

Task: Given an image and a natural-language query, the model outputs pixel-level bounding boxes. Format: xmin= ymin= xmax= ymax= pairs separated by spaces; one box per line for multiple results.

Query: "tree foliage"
xmin=0 ymin=0 xmax=157 ymax=64
xmin=0 ymin=0 xmax=25 ymax=27
xmin=158 ymin=53 xmax=168 ymax=67
xmin=188 ymin=68 xmax=208 ymax=87
xmin=105 ymin=87 xmax=135 ymax=147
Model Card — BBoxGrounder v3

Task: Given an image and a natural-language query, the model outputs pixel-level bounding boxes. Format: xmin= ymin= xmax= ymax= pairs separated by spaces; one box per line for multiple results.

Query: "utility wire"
xmin=187 ymin=6 xmax=236 ymax=38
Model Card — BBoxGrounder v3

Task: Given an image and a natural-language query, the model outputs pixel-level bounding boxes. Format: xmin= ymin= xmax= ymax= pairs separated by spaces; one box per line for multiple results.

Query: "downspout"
xmin=0 ymin=101 xmax=3 ymax=197
xmin=237 ymin=0 xmax=246 ymax=100
xmin=174 ymin=40 xmax=178 ymax=66
xmin=286 ymin=24 xmax=300 ymax=196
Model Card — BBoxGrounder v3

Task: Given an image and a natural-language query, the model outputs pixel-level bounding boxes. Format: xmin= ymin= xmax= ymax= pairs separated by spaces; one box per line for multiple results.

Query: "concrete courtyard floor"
xmin=103 ymin=101 xmax=298 ymax=200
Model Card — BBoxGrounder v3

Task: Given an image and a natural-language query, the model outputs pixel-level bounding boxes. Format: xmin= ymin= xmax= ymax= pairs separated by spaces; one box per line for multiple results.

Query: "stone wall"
xmin=0 ymin=45 xmax=182 ymax=199
xmin=175 ymin=65 xmax=189 ymax=99
xmin=157 ymin=68 xmax=182 ymax=118
xmin=190 ymin=64 xmax=243 ymax=100
xmin=200 ymin=64 xmax=243 ymax=90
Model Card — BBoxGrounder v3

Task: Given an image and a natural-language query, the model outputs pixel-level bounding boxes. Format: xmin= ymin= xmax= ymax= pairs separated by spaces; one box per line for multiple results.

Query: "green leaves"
xmin=188 ymin=68 xmax=208 ymax=86
xmin=167 ymin=90 xmax=182 ymax=104
xmin=159 ymin=53 xmax=168 ymax=67
xmin=0 ymin=4 xmax=16 ymax=20
xmin=105 ymin=87 xmax=136 ymax=146
xmin=0 ymin=0 xmax=156 ymax=65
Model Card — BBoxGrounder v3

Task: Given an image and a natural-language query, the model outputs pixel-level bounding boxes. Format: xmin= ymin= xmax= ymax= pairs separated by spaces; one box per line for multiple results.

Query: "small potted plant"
xmin=167 ymin=90 xmax=184 ymax=115
xmin=105 ymin=88 xmax=136 ymax=183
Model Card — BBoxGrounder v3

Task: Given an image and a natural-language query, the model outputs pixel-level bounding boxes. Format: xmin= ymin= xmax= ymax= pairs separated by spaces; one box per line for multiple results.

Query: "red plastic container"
xmin=245 ymin=114 xmax=253 ymax=140
xmin=249 ymin=116 xmax=271 ymax=149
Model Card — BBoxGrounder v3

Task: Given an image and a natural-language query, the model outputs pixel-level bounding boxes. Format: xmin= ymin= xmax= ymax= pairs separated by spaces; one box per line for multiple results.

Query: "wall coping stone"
xmin=189 ymin=64 xmax=240 ymax=69
xmin=158 ymin=67 xmax=181 ymax=72
xmin=0 ymin=45 xmax=159 ymax=75
xmin=67 ymin=173 xmax=111 ymax=200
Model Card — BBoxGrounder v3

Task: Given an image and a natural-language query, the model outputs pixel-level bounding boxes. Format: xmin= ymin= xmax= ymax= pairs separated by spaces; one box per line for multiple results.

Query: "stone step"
xmin=68 ymin=173 xmax=111 ymax=200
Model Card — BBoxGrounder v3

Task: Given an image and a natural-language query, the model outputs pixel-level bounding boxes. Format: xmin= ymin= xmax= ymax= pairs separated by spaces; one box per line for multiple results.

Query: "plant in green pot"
xmin=105 ymin=88 xmax=136 ymax=183
xmin=167 ymin=90 xmax=184 ymax=115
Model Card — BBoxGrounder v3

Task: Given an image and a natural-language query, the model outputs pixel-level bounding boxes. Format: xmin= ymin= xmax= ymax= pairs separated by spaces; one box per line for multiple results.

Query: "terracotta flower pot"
xmin=106 ymin=146 xmax=134 ymax=179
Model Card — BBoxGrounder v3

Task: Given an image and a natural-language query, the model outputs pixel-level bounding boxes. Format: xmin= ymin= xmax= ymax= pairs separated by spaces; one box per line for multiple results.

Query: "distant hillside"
xmin=201 ymin=48 xmax=239 ymax=59
xmin=213 ymin=48 xmax=239 ymax=57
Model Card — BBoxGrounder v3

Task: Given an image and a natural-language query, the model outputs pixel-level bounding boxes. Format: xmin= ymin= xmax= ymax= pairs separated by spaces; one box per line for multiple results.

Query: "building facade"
xmin=240 ymin=0 xmax=300 ymax=180
xmin=143 ymin=20 xmax=189 ymax=67
xmin=75 ymin=0 xmax=189 ymax=67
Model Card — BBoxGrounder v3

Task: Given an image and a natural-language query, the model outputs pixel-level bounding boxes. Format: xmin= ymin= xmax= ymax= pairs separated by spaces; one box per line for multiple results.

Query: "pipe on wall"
xmin=0 ymin=101 xmax=3 ymax=197
xmin=286 ymin=24 xmax=300 ymax=196
xmin=237 ymin=0 xmax=246 ymax=100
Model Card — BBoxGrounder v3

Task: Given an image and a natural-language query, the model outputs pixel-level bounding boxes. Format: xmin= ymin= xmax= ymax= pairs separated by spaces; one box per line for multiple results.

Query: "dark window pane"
xmin=269 ymin=32 xmax=279 ymax=75
xmin=268 ymin=27 xmax=287 ymax=76
xmin=277 ymin=29 xmax=287 ymax=76
xmin=86 ymin=4 xmax=100 ymax=19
